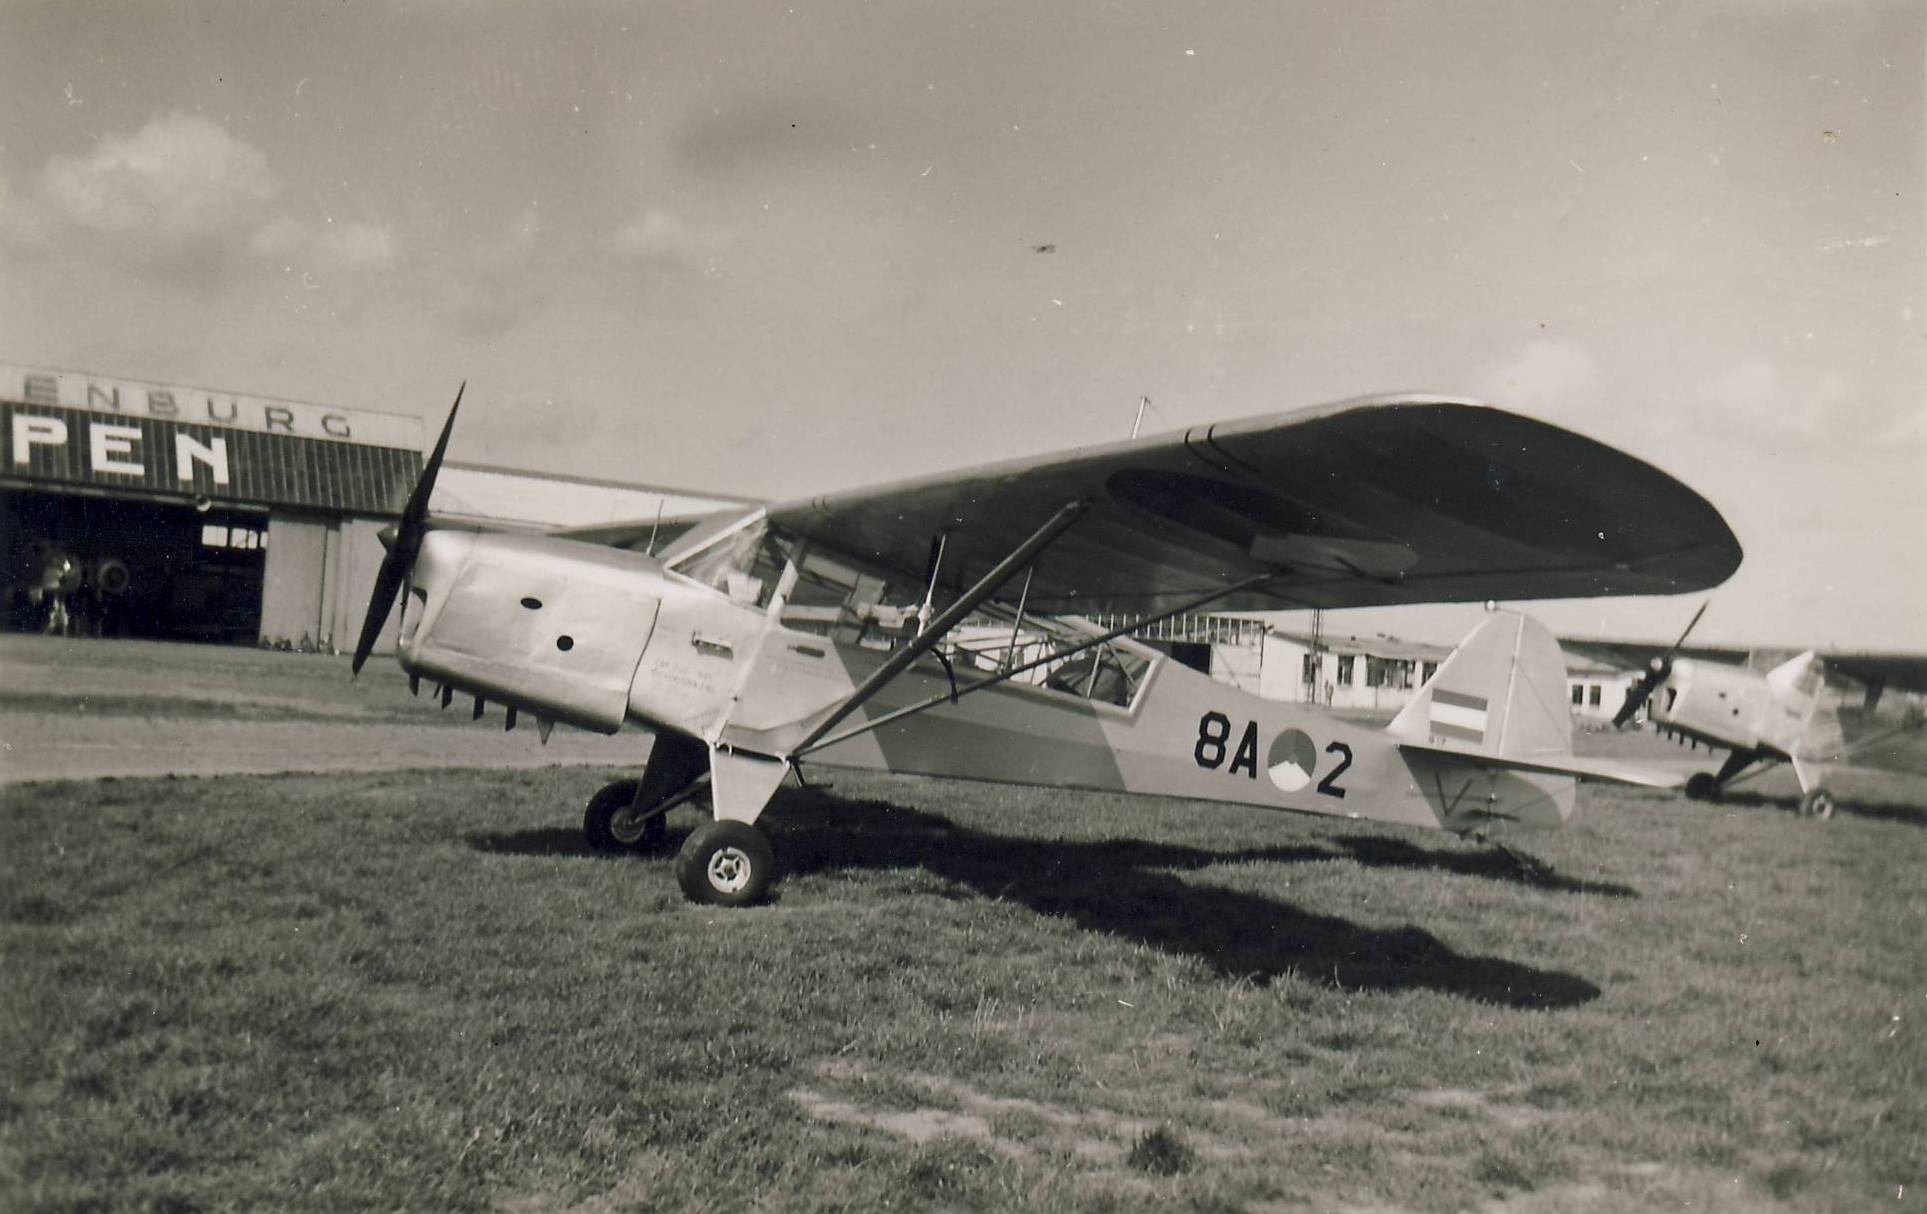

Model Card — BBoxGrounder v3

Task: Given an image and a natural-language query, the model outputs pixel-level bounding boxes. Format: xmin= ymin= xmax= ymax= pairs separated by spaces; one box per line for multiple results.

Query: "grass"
xmin=3 ymin=758 xmax=1924 ymax=1212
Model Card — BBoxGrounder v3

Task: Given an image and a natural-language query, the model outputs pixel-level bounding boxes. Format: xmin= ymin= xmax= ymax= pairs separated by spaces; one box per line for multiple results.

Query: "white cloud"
xmin=33 ymin=112 xmax=279 ymax=253
xmin=251 ymin=217 xmax=397 ymax=271
xmin=3 ymin=113 xmax=397 ymax=289
xmin=613 ymin=208 xmax=725 ymax=266
xmin=1473 ymin=338 xmax=1604 ymax=416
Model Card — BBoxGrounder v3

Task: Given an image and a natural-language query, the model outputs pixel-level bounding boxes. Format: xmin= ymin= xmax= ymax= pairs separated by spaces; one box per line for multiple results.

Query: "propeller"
xmin=351 ymin=384 xmax=463 ymax=675
xmin=1612 ymin=599 xmax=1709 ymax=727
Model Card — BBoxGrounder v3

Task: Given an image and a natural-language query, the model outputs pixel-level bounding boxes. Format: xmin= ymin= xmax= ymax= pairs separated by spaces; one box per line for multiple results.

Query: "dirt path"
xmin=0 ymin=634 xmax=645 ymax=784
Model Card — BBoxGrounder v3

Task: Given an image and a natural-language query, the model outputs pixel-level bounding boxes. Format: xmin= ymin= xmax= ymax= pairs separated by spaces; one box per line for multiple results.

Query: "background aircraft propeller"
xmin=351 ymin=385 xmax=463 ymax=675
xmin=1611 ymin=599 xmax=1709 ymax=727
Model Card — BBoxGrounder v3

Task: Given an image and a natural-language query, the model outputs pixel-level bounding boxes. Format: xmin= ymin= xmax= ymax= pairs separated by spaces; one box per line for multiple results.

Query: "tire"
xmin=584 ymin=780 xmax=667 ymax=852
xmin=1799 ymin=788 xmax=1836 ymax=821
xmin=675 ymin=820 xmax=775 ymax=907
xmin=1684 ymin=773 xmax=1721 ymax=802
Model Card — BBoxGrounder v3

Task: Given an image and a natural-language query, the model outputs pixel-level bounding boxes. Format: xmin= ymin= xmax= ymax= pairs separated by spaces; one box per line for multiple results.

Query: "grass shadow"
xmin=770 ymin=790 xmax=1601 ymax=1010
xmin=1328 ymin=835 xmax=1640 ymax=898
xmin=465 ymin=826 xmax=659 ymax=860
xmin=1712 ymin=789 xmax=1927 ymax=827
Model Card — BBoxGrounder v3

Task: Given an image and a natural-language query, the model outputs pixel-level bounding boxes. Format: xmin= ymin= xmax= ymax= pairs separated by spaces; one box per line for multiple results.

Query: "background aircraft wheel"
xmin=1684 ymin=773 xmax=1721 ymax=802
xmin=675 ymin=820 xmax=774 ymax=907
xmin=583 ymin=780 xmax=668 ymax=852
xmin=1799 ymin=789 xmax=1836 ymax=821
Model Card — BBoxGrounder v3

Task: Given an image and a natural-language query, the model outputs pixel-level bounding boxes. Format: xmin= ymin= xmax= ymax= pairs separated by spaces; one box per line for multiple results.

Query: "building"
xmin=1564 ymin=653 xmax=1642 ymax=724
xmin=2 ymin=363 xmax=746 ymax=650
xmin=1257 ymin=630 xmax=1451 ymax=712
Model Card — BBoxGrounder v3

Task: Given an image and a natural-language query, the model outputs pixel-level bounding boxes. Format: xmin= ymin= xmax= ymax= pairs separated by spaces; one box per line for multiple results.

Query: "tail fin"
xmin=1387 ymin=611 xmax=1680 ymax=837
xmin=1387 ymin=611 xmax=1571 ymax=760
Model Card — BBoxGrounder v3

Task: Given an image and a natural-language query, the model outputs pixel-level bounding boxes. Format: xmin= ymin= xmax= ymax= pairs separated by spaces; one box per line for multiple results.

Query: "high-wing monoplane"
xmin=1576 ymin=610 xmax=1927 ymax=819
xmin=352 ymin=392 xmax=1742 ymax=904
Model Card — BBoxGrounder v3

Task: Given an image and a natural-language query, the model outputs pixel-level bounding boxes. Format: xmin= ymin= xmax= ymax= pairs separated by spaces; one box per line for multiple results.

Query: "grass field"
xmin=4 ymin=755 xmax=1924 ymax=1211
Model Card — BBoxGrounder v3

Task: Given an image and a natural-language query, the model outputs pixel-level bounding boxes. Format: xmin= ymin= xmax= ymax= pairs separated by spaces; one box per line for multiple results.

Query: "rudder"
xmin=1387 ymin=611 xmax=1573 ymax=761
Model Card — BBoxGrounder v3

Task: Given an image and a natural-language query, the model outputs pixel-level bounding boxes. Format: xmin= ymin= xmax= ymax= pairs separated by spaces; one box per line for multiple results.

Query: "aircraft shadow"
xmin=1325 ymin=835 xmax=1640 ymax=899
xmin=467 ymin=827 xmax=609 ymax=859
xmin=766 ymin=790 xmax=1601 ymax=1010
xmin=1708 ymin=790 xmax=1927 ymax=829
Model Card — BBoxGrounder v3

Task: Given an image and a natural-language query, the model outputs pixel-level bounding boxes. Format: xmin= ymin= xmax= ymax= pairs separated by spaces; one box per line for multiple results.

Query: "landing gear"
xmin=1684 ymin=772 xmax=1723 ymax=802
xmin=583 ymin=779 xmax=668 ymax=852
xmin=676 ymin=820 xmax=775 ymax=906
xmin=583 ymin=732 xmax=711 ymax=853
xmin=1799 ymin=788 xmax=1837 ymax=821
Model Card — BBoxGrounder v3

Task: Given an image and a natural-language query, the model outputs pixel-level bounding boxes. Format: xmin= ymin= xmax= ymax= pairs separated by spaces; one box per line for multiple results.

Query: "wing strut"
xmin=795 ymin=569 xmax=1279 ymax=757
xmin=788 ymin=500 xmax=1090 ymax=756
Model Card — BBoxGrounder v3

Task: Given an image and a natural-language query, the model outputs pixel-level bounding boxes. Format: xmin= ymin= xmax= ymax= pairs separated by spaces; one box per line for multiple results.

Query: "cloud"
xmin=3 ymin=112 xmax=396 ymax=290
xmin=1473 ymin=338 xmax=1605 ymax=417
xmin=27 ymin=112 xmax=279 ymax=258
xmin=251 ymin=217 xmax=398 ymax=272
xmin=613 ymin=208 xmax=726 ymax=267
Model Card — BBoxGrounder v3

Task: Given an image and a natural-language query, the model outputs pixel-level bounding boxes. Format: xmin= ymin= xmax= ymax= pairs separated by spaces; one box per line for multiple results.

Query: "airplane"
xmin=1583 ymin=609 xmax=1927 ymax=820
xmin=351 ymin=389 xmax=1742 ymax=905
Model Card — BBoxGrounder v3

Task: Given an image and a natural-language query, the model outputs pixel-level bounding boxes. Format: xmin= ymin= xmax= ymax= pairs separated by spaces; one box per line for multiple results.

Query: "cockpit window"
xmin=668 ymin=513 xmax=772 ymax=604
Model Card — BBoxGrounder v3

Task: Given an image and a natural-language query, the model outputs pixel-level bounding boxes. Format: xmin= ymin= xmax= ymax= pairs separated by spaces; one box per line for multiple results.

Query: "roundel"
xmin=1266 ymin=729 xmax=1318 ymax=792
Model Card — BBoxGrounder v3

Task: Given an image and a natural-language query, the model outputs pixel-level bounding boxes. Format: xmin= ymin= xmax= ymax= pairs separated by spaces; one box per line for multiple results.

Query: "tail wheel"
xmin=584 ymin=780 xmax=668 ymax=852
xmin=676 ymin=820 xmax=775 ymax=907
xmin=1684 ymin=773 xmax=1721 ymax=802
xmin=1799 ymin=788 xmax=1836 ymax=821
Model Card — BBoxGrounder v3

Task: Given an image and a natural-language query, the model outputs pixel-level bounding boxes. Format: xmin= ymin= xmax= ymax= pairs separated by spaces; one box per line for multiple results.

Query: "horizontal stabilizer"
xmin=1396 ymin=740 xmax=1686 ymax=789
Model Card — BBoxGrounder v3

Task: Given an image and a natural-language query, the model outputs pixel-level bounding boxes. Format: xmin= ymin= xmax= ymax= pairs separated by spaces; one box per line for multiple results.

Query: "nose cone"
xmin=394 ymin=529 xmax=477 ymax=661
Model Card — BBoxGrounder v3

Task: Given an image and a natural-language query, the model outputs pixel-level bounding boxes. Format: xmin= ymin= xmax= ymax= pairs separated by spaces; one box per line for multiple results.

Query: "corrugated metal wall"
xmin=259 ymin=514 xmax=396 ymax=654
xmin=261 ymin=515 xmax=331 ymax=648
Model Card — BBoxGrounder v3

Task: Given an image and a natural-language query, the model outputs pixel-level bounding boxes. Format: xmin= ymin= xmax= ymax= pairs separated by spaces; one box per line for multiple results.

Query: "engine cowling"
xmin=399 ymin=530 xmax=665 ymax=733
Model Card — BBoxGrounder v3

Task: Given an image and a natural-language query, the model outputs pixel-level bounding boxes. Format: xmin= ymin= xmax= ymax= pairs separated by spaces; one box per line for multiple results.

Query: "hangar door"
xmin=259 ymin=514 xmax=396 ymax=655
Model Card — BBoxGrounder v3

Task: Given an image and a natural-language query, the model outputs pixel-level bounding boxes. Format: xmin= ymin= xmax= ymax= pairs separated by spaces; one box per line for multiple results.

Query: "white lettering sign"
xmin=174 ymin=433 xmax=231 ymax=485
xmin=1 ymin=364 xmax=422 ymax=450
xmin=11 ymin=414 xmax=67 ymax=464
xmin=89 ymin=423 xmax=145 ymax=476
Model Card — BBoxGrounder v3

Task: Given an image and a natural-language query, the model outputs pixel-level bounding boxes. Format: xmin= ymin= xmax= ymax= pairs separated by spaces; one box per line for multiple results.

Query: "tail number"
xmin=1195 ymin=712 xmax=1350 ymax=798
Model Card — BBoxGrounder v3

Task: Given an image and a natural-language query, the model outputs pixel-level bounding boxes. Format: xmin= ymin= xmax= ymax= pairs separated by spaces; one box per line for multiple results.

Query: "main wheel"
xmin=1684 ymin=772 xmax=1722 ymax=802
xmin=675 ymin=820 xmax=775 ymax=906
xmin=1799 ymin=788 xmax=1837 ymax=821
xmin=584 ymin=780 xmax=668 ymax=852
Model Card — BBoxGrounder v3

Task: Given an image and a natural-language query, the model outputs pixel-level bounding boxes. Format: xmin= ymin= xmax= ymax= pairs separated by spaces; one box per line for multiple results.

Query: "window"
xmin=1366 ymin=657 xmax=1412 ymax=689
xmin=1571 ymin=684 xmax=1585 ymax=706
xmin=1421 ymin=661 xmax=1439 ymax=684
xmin=1042 ymin=644 xmax=1151 ymax=708
xmin=1301 ymin=653 xmax=1319 ymax=683
xmin=1588 ymin=684 xmax=1601 ymax=707
xmin=200 ymin=522 xmax=266 ymax=551
xmin=1337 ymin=654 xmax=1355 ymax=685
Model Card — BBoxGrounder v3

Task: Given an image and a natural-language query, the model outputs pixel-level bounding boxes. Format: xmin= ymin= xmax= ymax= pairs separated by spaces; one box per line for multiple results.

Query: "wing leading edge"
xmin=764 ymin=396 xmax=1742 ymax=615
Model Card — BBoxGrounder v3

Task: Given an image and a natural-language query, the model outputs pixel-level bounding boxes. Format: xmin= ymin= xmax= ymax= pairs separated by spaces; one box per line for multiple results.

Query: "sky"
xmin=1 ymin=1 xmax=1921 ymax=651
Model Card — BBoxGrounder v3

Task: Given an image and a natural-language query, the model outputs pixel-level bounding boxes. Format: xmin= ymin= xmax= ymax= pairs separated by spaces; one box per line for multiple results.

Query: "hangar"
xmin=1 ymin=363 xmax=747 ymax=650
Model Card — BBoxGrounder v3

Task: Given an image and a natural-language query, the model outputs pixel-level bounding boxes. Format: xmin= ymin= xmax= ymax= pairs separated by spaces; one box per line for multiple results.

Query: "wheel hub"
xmin=610 ymin=808 xmax=647 ymax=844
xmin=706 ymin=846 xmax=754 ymax=894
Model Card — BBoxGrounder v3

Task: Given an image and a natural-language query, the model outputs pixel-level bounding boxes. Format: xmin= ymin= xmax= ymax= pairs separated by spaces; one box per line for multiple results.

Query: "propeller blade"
xmin=350 ymin=548 xmax=412 ymax=676
xmin=350 ymin=385 xmax=464 ymax=675
xmin=1612 ymin=681 xmax=1654 ymax=728
xmin=1612 ymin=601 xmax=1711 ymax=728
xmin=1670 ymin=600 xmax=1710 ymax=653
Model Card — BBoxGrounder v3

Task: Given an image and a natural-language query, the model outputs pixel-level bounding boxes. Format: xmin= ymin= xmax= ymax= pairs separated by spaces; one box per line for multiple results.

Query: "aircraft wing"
xmin=762 ymin=395 xmax=1742 ymax=615
xmin=1821 ymin=654 xmax=1927 ymax=695
xmin=1559 ymin=641 xmax=1927 ymax=694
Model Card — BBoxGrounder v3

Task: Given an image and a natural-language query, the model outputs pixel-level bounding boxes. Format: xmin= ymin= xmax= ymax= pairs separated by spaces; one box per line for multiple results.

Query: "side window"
xmin=1042 ymin=644 xmax=1152 ymax=708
